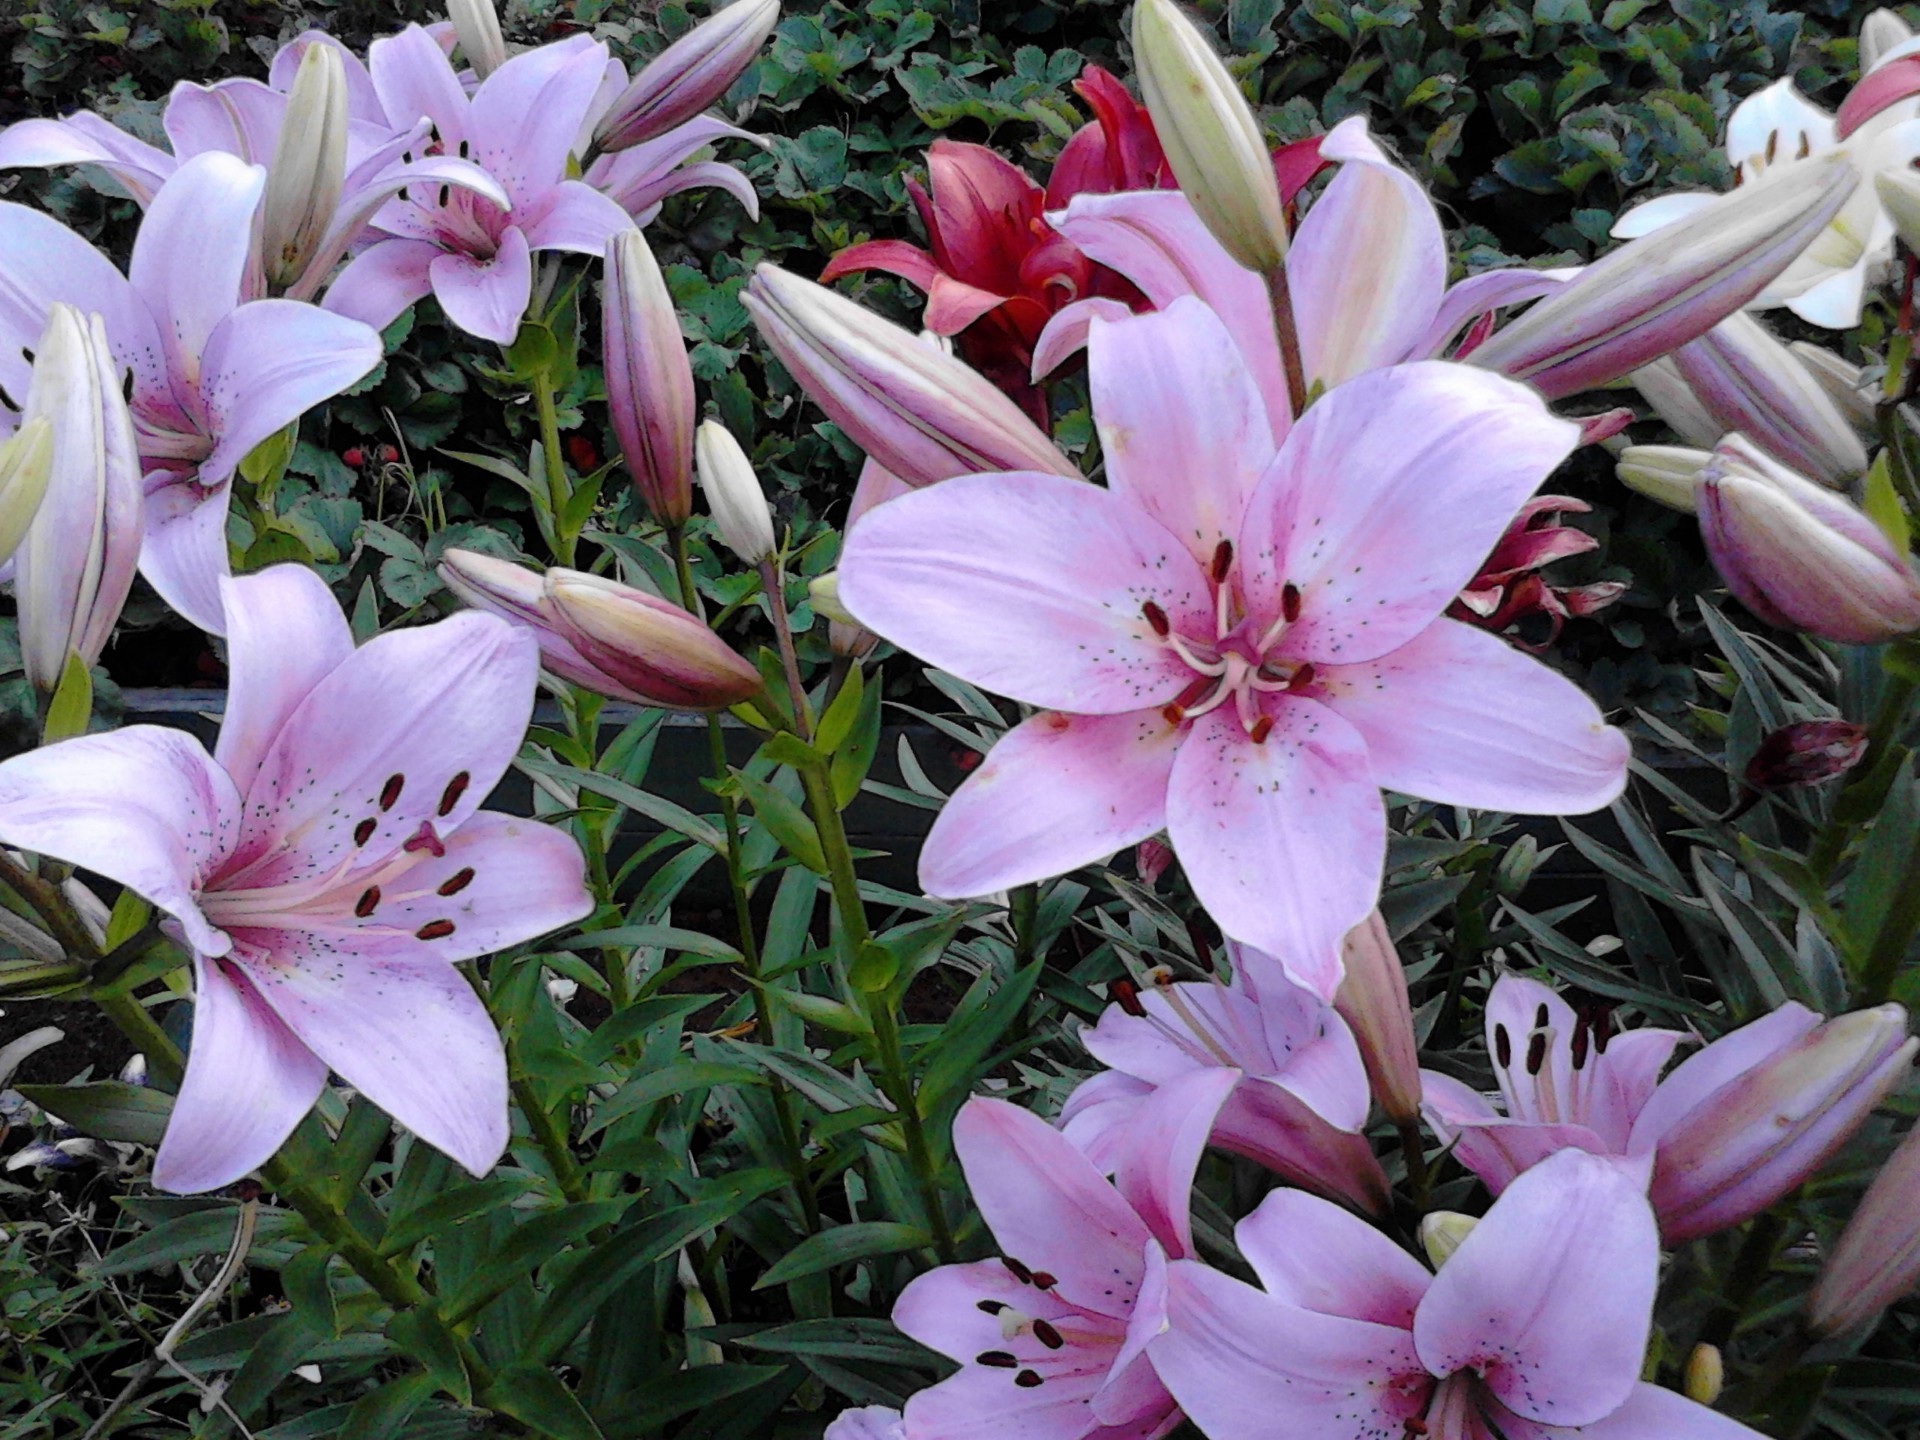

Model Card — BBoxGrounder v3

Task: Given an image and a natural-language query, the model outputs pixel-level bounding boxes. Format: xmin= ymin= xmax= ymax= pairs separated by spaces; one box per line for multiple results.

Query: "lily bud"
xmin=1135 ymin=837 xmax=1174 ymax=887
xmin=1616 ymin=444 xmax=1709 ymax=513
xmin=1333 ymin=910 xmax=1423 ymax=1127
xmin=1807 ymin=1121 xmax=1920 ymax=1339
xmin=808 ymin=571 xmax=855 ymax=626
xmin=1131 ymin=0 xmax=1289 ymax=273
xmin=1630 ymin=358 xmax=1720 ymax=450
xmin=1419 ymin=1213 xmax=1478 ymax=1270
xmin=1699 ymin=436 xmax=1920 ymax=645
xmin=1744 ymin=719 xmax=1869 ymax=792
xmin=1648 ymin=1003 xmax=1916 ymax=1243
xmin=16 ymin=306 xmax=142 ymax=692
xmin=1861 ymin=9 xmax=1915 ymax=73
xmin=1683 ymin=1345 xmax=1725 ymax=1406
xmin=448 ymin=0 xmax=507 ymax=79
xmin=1789 ymin=342 xmax=1877 ymax=433
xmin=604 ymin=229 xmax=694 ymax=527
xmin=1471 ymin=154 xmax=1859 ymax=399
xmin=0 ymin=417 xmax=53 ymax=566
xmin=743 ymin=263 xmax=1076 ymax=486
xmin=1875 ymin=166 xmax=1920 ymax=253
xmin=695 ymin=420 xmax=776 ymax=564
xmin=1662 ymin=314 xmax=1867 ymax=485
xmin=261 ymin=42 xmax=349 ymax=291
xmin=438 ymin=548 xmax=760 ymax=710
xmin=593 ymin=0 xmax=780 ymax=153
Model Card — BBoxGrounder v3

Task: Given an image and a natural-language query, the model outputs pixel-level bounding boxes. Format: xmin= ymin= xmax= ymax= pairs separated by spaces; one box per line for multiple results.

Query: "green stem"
xmin=1009 ymin=884 xmax=1039 ymax=967
xmin=0 ymin=850 xmax=101 ymax=963
xmin=563 ymin=691 xmax=631 ymax=1013
xmin=511 ymin=1068 xmax=590 ymax=1207
xmin=671 ymin=527 xmax=821 ymax=1236
xmin=758 ymin=556 xmax=812 ymax=741
xmin=796 ymin=755 xmax=956 ymax=1261
xmin=1396 ymin=1120 xmax=1432 ymax=1213
xmin=1261 ymin=262 xmax=1310 ymax=419
xmin=532 ymin=373 xmax=575 ymax=567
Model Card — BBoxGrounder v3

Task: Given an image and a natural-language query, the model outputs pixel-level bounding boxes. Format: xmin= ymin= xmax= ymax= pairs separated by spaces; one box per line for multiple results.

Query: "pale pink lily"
xmin=0 ymin=152 xmax=383 ymax=634
xmin=0 ymin=566 xmax=593 ymax=1192
xmin=1032 ymin=116 xmax=1563 ymax=438
xmin=1421 ymin=974 xmax=1917 ymax=1242
xmin=1151 ymin=1148 xmax=1768 ymax=1440
xmin=1060 ymin=946 xmax=1387 ymax=1213
xmin=892 ymin=1069 xmax=1236 ymax=1440
xmin=822 ymin=1408 xmax=904 ymax=1440
xmin=321 ymin=26 xmax=635 ymax=344
xmin=838 ymin=298 xmax=1627 ymax=997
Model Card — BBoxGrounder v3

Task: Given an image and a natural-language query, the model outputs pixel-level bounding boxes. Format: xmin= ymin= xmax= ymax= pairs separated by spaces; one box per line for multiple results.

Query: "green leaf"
xmin=87 ymin=1204 xmax=301 ymax=1277
xmin=598 ymin=1366 xmax=790 ymax=1440
xmin=848 ymin=940 xmax=899 ymax=994
xmin=442 ymin=1200 xmax=627 ymax=1324
xmin=767 ymin=989 xmax=870 ymax=1035
xmin=521 ymin=755 xmax=724 ymax=851
xmin=336 ymin=1372 xmax=438 ymax=1440
xmin=732 ymin=768 xmax=827 ymax=873
xmin=1864 ymin=451 xmax=1912 ymax=553
xmin=482 ymin=1364 xmax=606 ymax=1440
xmin=754 ymin=1221 xmax=929 ymax=1289
xmin=377 ymin=1176 xmax=539 ymax=1256
xmin=41 ymin=651 xmax=91 ymax=743
xmin=830 ymin=668 xmax=884 ymax=808
xmin=388 ymin=1308 xmax=473 ymax=1406
xmin=815 ymin=664 xmax=864 ymax=755
xmin=280 ymin=1244 xmax=338 ymax=1339
xmin=239 ymin=422 xmax=298 ymax=503
xmin=18 ymin=1079 xmax=170 ymax=1145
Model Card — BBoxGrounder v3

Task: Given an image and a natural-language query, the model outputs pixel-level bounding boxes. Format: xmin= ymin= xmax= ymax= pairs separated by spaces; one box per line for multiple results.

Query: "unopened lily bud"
xmin=1471 ymin=154 xmax=1858 ymax=399
xmin=439 ymin=548 xmax=758 ymax=709
xmin=261 ymin=43 xmax=348 ymax=290
xmin=1861 ymin=10 xmax=1915 ymax=73
xmin=743 ymin=264 xmax=1076 ymax=486
xmin=1631 ymin=358 xmax=1720 ymax=450
xmin=1419 ymin=1212 xmax=1478 ymax=1270
xmin=1808 ymin=1121 xmax=1920 ymax=1339
xmin=594 ymin=0 xmax=780 ymax=153
xmin=0 ymin=417 xmax=52 ymax=565
xmin=1648 ymin=1003 xmax=1916 ymax=1243
xmin=448 ymin=0 xmax=507 ymax=79
xmin=1131 ymin=0 xmax=1289 ymax=273
xmin=16 ymin=306 xmax=142 ymax=692
xmin=1663 ymin=314 xmax=1867 ymax=485
xmin=1616 ymin=444 xmax=1709 ymax=513
xmin=1135 ymin=837 xmax=1174 ymax=887
xmin=695 ymin=420 xmax=776 ymax=564
xmin=1699 ymin=436 xmax=1920 ymax=645
xmin=808 ymin=571 xmax=854 ymax=625
xmin=1683 ymin=1345 xmax=1725 ymax=1406
xmin=1333 ymin=909 xmax=1423 ymax=1127
xmin=604 ymin=229 xmax=694 ymax=527
xmin=1789 ymin=342 xmax=1876 ymax=433
xmin=544 ymin=570 xmax=763 ymax=710
xmin=1875 ymin=167 xmax=1920 ymax=253
xmin=1745 ymin=720 xmax=1869 ymax=792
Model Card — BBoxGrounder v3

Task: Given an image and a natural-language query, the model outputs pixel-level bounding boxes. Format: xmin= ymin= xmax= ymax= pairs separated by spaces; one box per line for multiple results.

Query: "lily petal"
xmin=1235 ymin=1187 xmax=1432 ymax=1328
xmin=213 ymin=566 xmax=355 ymax=796
xmin=128 ymin=154 xmax=265 ymax=392
xmin=140 ymin=471 xmax=237 ymax=637
xmin=429 ymin=224 xmax=534 ymax=344
xmin=1112 ymin=1067 xmax=1239 ymax=1260
xmin=0 ymin=203 xmax=162 ymax=408
xmin=0 ymin=113 xmax=176 ymax=205
xmin=322 ymin=237 xmax=441 ymax=333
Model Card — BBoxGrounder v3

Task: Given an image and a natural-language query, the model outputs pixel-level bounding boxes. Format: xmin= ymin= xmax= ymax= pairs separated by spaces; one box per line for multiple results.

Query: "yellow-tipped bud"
xmin=1616 ymin=444 xmax=1711 ymax=513
xmin=0 ymin=417 xmax=54 ymax=566
xmin=1683 ymin=1344 xmax=1725 ymax=1406
xmin=1419 ymin=1212 xmax=1478 ymax=1270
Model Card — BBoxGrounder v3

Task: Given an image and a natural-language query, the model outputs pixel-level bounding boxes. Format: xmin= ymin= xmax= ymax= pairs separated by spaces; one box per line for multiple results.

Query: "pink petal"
xmin=1165 ymin=702 xmax=1382 ymax=1002
xmin=1212 ymin=1082 xmax=1391 ymax=1212
xmin=0 ymin=113 xmax=176 ymax=205
xmin=1059 ymin=1069 xmax=1156 ymax=1173
xmin=1484 ymin=972 xmax=1583 ymax=1125
xmin=921 ymin=271 xmax=1010 ymax=335
xmin=1090 ymin=298 xmax=1278 ymax=572
xmin=164 ymin=78 xmax=284 ymax=166
xmin=1626 ymin=1003 xmax=1821 ymax=1150
xmin=198 ymin=301 xmax=383 ymax=485
xmin=952 ymin=1096 xmax=1151 ymax=1315
xmin=893 ymin=1259 xmax=1101 ymax=1367
xmin=819 ymin=239 xmax=941 ymax=292
xmin=128 ymin=154 xmax=265 ymax=389
xmin=152 ymin=952 xmax=328 ymax=1193
xmin=139 ymin=469 xmax=235 ymax=637
xmin=429 ymin=225 xmax=534 ymax=344
xmin=367 ymin=25 xmax=470 ymax=149
xmin=228 ymin=933 xmax=508 ymax=1175
xmin=838 ymin=470 xmax=1209 ymax=714
xmin=467 ymin=35 xmax=609 ymax=206
xmin=1289 ymin=118 xmax=1447 ymax=388
xmin=1587 ymin=1028 xmax=1687 ymax=1149
xmin=902 ymin=1358 xmax=1125 ymax=1440
xmin=1258 ymin=989 xmax=1373 ymax=1132
xmin=1235 ymin=1188 xmax=1432 ymax=1328
xmin=1429 ymin=1111 xmax=1621 ymax=1194
xmin=517 ymin=179 xmax=634 ymax=256
xmin=321 ymin=236 xmax=441 ymax=333
xmin=1152 ymin=1260 xmax=1429 ymax=1440
xmin=0 ymin=202 xmax=162 ymax=410
xmin=1413 ymin=1148 xmax=1658 ymax=1427
xmin=222 ymin=612 xmax=538 ymax=886
xmin=1111 ymin=1067 xmax=1239 ymax=1260
xmin=1415 ymin=269 xmax=1569 ymax=360
xmin=0 ymin=727 xmax=239 ymax=958
xmin=920 ymin=709 xmax=1180 ymax=898
xmin=1080 ymin=983 xmax=1229 ymax=1087
xmin=272 ymin=30 xmax=388 ymax=127
xmin=1242 ymin=363 xmax=1579 ymax=665
xmin=1484 ymin=1382 xmax=1774 ymax=1440
xmin=213 ymin=567 xmax=355 ymax=795
xmin=609 ymin=157 xmax=760 ymax=225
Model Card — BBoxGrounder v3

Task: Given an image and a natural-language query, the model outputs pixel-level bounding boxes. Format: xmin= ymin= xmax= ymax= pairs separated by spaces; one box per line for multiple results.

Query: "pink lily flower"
xmin=1421 ymin=974 xmax=1917 ymax=1242
xmin=0 ymin=152 xmax=383 ymax=634
xmin=892 ymin=1069 xmax=1236 ymax=1440
xmin=1151 ymin=1148 xmax=1768 ymax=1440
xmin=0 ymin=565 xmax=593 ymax=1192
xmin=321 ymin=26 xmax=635 ymax=344
xmin=1060 ymin=947 xmax=1387 ymax=1213
xmin=837 ymin=297 xmax=1627 ymax=997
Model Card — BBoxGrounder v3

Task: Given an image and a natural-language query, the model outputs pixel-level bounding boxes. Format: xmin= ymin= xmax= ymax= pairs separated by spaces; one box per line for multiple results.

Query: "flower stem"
xmin=758 ymin=556 xmax=812 ymax=741
xmin=532 ymin=373 xmax=575 ymax=567
xmin=1261 ymin=262 xmax=1310 ymax=418
xmin=670 ymin=527 xmax=822 ymax=1237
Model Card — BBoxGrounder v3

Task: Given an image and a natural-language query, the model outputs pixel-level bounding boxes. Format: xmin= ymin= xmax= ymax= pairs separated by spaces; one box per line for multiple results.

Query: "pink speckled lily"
xmin=0 ymin=566 xmax=593 ymax=1192
xmin=838 ymin=297 xmax=1628 ymax=996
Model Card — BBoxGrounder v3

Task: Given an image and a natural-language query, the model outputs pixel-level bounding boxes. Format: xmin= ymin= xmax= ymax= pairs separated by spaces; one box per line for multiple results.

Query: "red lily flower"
xmin=1450 ymin=496 xmax=1626 ymax=650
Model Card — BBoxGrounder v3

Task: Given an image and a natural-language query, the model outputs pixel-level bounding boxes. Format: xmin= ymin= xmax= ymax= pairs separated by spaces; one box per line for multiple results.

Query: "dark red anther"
xmin=1525 ymin=1031 xmax=1548 ymax=1076
xmin=1570 ymin=1015 xmax=1590 ymax=1071
xmin=1210 ymin=539 xmax=1234 ymax=584
xmin=354 ymin=886 xmax=381 ymax=918
xmin=1248 ymin=715 xmax=1274 ymax=744
xmin=438 ymin=771 xmax=471 ymax=816
xmin=1032 ymin=1319 xmax=1065 ymax=1349
xmin=1281 ymin=582 xmax=1301 ymax=622
xmin=1142 ymin=600 xmax=1170 ymax=637
xmin=403 ymin=822 xmax=447 ymax=858
xmin=1014 ymin=1370 xmax=1043 ymax=1389
xmin=1003 ymin=1257 xmax=1034 ymax=1284
xmin=437 ymin=867 xmax=476 ymax=896
xmin=1109 ymin=978 xmax=1147 ymax=1018
xmin=415 ymin=919 xmax=457 ymax=941
xmin=353 ymin=817 xmax=378 ymax=846
xmin=977 ymin=1299 xmax=1008 ymax=1315
xmin=1161 ymin=703 xmax=1187 ymax=726
xmin=976 ymin=1351 xmax=1018 ymax=1369
xmin=379 ymin=773 xmax=405 ymax=811
xmin=1533 ymin=1003 xmax=1550 ymax=1030
xmin=1029 ymin=1271 xmax=1057 ymax=1290
xmin=1289 ymin=663 xmax=1315 ymax=690
xmin=1493 ymin=1023 xmax=1512 ymax=1070
xmin=1592 ymin=1006 xmax=1615 ymax=1054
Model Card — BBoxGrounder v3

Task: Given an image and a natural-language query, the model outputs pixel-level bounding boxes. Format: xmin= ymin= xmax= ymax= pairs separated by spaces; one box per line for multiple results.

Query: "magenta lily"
xmin=1421 ymin=974 xmax=1917 ymax=1241
xmin=0 ymin=152 xmax=382 ymax=633
xmin=321 ymin=26 xmax=635 ymax=343
xmin=1151 ymin=1148 xmax=1767 ymax=1440
xmin=1060 ymin=947 xmax=1386 ymax=1212
xmin=838 ymin=298 xmax=1627 ymax=996
xmin=0 ymin=566 xmax=593 ymax=1191
xmin=892 ymin=1069 xmax=1235 ymax=1440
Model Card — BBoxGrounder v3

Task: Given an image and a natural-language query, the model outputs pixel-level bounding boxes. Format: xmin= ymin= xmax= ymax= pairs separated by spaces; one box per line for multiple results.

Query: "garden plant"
xmin=1 ymin=1 xmax=1920 ymax=1438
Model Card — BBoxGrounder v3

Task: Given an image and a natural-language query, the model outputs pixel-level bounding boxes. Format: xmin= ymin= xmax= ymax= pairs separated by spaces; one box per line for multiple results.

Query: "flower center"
xmin=1490 ymin=1002 xmax=1615 ymax=1126
xmin=1141 ymin=540 xmax=1314 ymax=743
xmin=1110 ymin=970 xmax=1272 ymax=1073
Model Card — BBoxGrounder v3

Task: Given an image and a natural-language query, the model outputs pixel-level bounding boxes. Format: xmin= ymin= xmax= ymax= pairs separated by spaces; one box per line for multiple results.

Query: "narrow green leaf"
xmin=754 ymin=1222 xmax=929 ymax=1289
xmin=18 ymin=1080 xmax=170 ymax=1145
xmin=732 ymin=768 xmax=828 ymax=873
xmin=388 ymin=1308 xmax=473 ymax=1405
xmin=814 ymin=664 xmax=864 ymax=755
xmin=482 ymin=1364 xmax=605 ymax=1440
xmin=42 ymin=651 xmax=92 ymax=743
xmin=377 ymin=1176 xmax=538 ymax=1256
